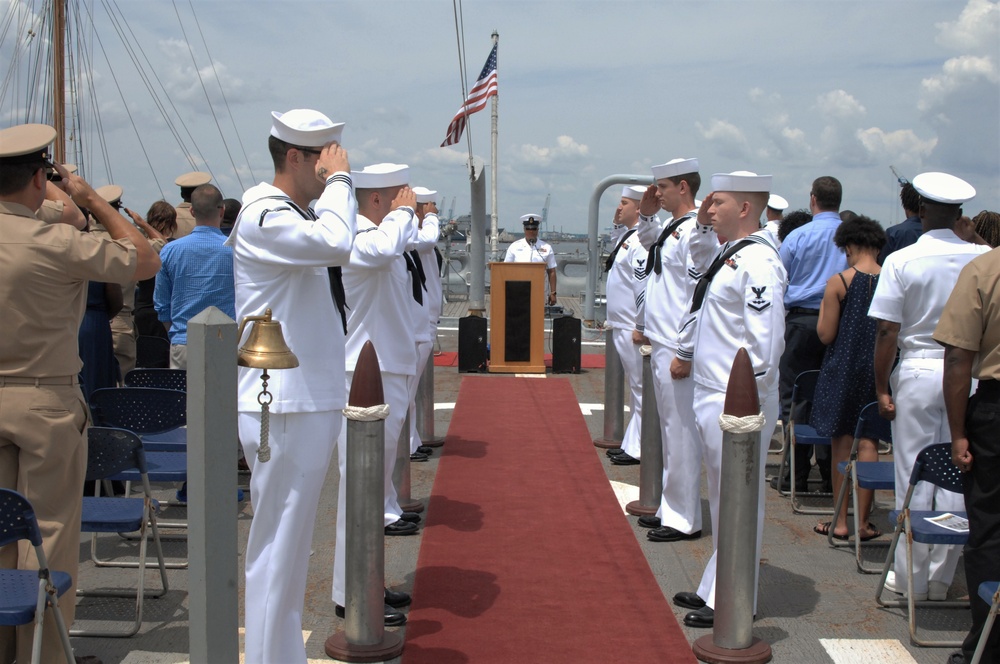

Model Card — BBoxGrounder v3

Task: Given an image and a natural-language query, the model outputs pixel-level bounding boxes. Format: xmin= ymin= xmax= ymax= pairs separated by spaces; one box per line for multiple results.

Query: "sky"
xmin=2 ymin=0 xmax=998 ymax=236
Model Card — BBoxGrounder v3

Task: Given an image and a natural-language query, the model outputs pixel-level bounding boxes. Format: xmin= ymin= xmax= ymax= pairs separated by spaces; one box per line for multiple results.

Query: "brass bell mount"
xmin=237 ymin=308 xmax=299 ymax=463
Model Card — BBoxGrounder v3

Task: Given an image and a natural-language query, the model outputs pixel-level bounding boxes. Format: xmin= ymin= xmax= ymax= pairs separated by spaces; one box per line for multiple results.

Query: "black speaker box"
xmin=458 ymin=315 xmax=489 ymax=373
xmin=551 ymin=315 xmax=581 ymax=374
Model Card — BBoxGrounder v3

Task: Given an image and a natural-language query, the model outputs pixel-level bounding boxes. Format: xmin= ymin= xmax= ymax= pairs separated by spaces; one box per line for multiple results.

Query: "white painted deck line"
xmin=609 ymin=480 xmax=640 ymax=515
xmin=579 ymin=403 xmax=605 ymax=416
xmin=819 ymin=638 xmax=918 ymax=663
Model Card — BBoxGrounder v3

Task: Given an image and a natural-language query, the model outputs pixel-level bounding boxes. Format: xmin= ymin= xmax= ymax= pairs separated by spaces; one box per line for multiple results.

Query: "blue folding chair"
xmin=829 ymin=402 xmax=895 ymax=573
xmin=876 ymin=443 xmax=969 ymax=647
xmin=972 ymin=581 xmax=999 ymax=664
xmin=74 ymin=427 xmax=169 ymax=637
xmin=775 ymin=371 xmax=834 ymax=513
xmin=0 ymin=489 xmax=75 ymax=664
xmin=124 ymin=368 xmax=186 ymax=392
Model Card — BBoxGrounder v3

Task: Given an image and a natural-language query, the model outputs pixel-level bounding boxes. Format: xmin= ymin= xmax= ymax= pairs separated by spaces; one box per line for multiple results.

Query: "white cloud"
xmin=936 ymin=0 xmax=1000 ymax=54
xmin=856 ymin=128 xmax=937 ymax=167
xmin=513 ymin=135 xmax=589 ymax=167
xmin=816 ymin=90 xmax=866 ymax=121
xmin=695 ymin=119 xmax=750 ymax=159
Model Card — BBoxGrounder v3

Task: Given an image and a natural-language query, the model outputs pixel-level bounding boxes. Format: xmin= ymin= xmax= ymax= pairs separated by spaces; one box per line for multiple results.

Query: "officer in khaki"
xmin=0 ymin=123 xmax=160 ymax=664
xmin=96 ymin=184 xmax=138 ymax=380
xmin=174 ymin=171 xmax=211 ymax=238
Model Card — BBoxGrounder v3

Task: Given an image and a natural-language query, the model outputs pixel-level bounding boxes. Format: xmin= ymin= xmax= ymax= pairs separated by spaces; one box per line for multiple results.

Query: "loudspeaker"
xmin=458 ymin=315 xmax=488 ymax=373
xmin=551 ymin=315 xmax=581 ymax=374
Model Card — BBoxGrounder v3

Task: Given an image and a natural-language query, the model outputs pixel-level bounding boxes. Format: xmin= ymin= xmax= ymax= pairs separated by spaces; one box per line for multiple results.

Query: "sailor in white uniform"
xmin=869 ymin=171 xmax=988 ymax=601
xmin=603 ymin=185 xmax=649 ymax=465
xmin=762 ymin=193 xmax=787 ymax=248
xmin=333 ymin=163 xmax=419 ymax=625
xmin=670 ymin=171 xmax=786 ymax=628
xmin=504 ymin=213 xmax=558 ymax=304
xmin=407 ymin=186 xmax=441 ymax=458
xmin=228 ymin=109 xmax=356 ymax=664
xmin=630 ymin=159 xmax=716 ymax=541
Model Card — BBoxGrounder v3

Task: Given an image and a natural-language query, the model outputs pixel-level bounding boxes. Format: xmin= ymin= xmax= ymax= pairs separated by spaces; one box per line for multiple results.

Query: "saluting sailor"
xmin=869 ymin=171 xmax=988 ymax=603
xmin=603 ymin=185 xmax=650 ymax=466
xmin=227 ymin=109 xmax=356 ymax=664
xmin=669 ymin=171 xmax=786 ymax=628
xmin=333 ymin=163 xmax=420 ymax=627
xmin=504 ymin=213 xmax=558 ymax=305
xmin=762 ymin=193 xmax=787 ymax=248
xmin=173 ymin=170 xmax=212 ymax=238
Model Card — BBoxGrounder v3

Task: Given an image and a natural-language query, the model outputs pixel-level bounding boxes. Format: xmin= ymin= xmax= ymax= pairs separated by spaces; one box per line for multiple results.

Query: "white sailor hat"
xmin=96 ymin=184 xmax=123 ymax=206
xmin=270 ymin=109 xmax=344 ymax=148
xmin=351 ymin=163 xmax=409 ymax=189
xmin=0 ymin=123 xmax=56 ymax=162
xmin=412 ymin=186 xmax=437 ymax=203
xmin=175 ymin=171 xmax=211 ymax=188
xmin=521 ymin=213 xmax=541 ymax=227
xmin=652 ymin=158 xmax=698 ymax=180
xmin=711 ymin=171 xmax=771 ymax=193
xmin=621 ymin=185 xmax=646 ymax=201
xmin=912 ymin=172 xmax=975 ymax=205
xmin=767 ymin=194 xmax=788 ymax=211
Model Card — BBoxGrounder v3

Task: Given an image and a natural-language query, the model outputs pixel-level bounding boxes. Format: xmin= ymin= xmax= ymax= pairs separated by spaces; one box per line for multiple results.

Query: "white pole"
xmin=490 ymin=30 xmax=499 ymax=262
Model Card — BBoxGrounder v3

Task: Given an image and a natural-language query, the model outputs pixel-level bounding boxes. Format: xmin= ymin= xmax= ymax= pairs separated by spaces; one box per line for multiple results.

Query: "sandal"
xmin=858 ymin=522 xmax=882 ymax=542
xmin=814 ymin=521 xmax=849 ymax=541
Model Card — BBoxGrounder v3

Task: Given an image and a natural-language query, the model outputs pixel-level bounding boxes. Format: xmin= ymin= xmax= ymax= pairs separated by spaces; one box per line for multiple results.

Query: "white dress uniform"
xmin=605 ymin=222 xmax=648 ymax=459
xmin=230 ymin=167 xmax=357 ymax=662
xmin=635 ymin=207 xmax=716 ymax=533
xmin=869 ymin=227 xmax=988 ymax=595
xmin=333 ymin=205 xmax=419 ymax=607
xmin=408 ymin=207 xmax=441 ymax=454
xmin=676 ymin=229 xmax=786 ymax=610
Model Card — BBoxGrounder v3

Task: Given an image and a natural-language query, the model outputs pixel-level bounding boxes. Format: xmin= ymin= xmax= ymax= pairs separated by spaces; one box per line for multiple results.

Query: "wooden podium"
xmin=489 ymin=261 xmax=546 ymax=373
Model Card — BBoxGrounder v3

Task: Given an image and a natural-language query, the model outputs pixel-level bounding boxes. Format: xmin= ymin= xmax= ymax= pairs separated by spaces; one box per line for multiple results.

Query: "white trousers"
xmin=238 ymin=410 xmax=340 ymax=664
xmin=651 ymin=343 xmax=701 ymax=534
xmin=693 ymin=386 xmax=778 ymax=610
xmin=614 ymin=327 xmax=644 ymax=458
xmin=409 ymin=339 xmax=434 ymax=454
xmin=332 ymin=370 xmax=409 ymax=606
xmin=891 ymin=358 xmax=965 ymax=594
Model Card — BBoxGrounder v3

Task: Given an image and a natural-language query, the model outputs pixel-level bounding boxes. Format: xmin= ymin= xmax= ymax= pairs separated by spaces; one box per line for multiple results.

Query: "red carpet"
xmin=402 ymin=376 xmax=695 ymax=664
xmin=432 ymin=351 xmax=605 ymax=369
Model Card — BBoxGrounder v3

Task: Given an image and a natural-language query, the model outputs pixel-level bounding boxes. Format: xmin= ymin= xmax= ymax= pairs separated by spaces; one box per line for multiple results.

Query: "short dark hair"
xmin=778 ymin=209 xmax=813 ymax=242
xmin=268 ymin=135 xmax=294 ymax=172
xmin=899 ymin=182 xmax=920 ymax=214
xmin=668 ymin=172 xmax=701 ymax=197
xmin=0 ymin=160 xmax=44 ymax=196
xmin=222 ymin=198 xmax=241 ymax=223
xmin=191 ymin=184 xmax=223 ymax=220
xmin=811 ymin=176 xmax=842 ymax=211
xmin=833 ymin=214 xmax=886 ymax=251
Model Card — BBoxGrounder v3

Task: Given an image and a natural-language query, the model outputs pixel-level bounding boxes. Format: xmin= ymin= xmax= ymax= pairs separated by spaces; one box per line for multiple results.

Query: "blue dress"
xmin=810 ymin=270 xmax=880 ymax=437
xmin=78 ymin=281 xmax=119 ymax=398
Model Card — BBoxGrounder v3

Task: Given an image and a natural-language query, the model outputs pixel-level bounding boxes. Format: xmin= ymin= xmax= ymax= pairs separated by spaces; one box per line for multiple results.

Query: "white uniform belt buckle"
xmin=0 ymin=375 xmax=78 ymax=387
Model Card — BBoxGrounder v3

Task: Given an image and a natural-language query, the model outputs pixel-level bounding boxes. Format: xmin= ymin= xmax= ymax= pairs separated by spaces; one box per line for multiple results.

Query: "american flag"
xmin=441 ymin=44 xmax=498 ymax=147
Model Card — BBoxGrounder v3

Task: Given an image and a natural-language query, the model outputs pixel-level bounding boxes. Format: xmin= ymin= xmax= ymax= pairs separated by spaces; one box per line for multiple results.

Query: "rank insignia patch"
xmin=747 ymin=285 xmax=771 ymax=312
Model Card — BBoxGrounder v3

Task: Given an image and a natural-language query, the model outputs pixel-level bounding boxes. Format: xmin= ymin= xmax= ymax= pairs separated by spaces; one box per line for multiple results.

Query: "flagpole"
xmin=490 ymin=30 xmax=499 ymax=262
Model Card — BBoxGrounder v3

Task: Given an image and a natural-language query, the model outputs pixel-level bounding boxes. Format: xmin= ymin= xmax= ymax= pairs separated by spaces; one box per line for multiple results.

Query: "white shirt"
xmin=504 ymin=237 xmax=557 ymax=269
xmin=343 ymin=209 xmax=420 ymax=376
xmin=635 ymin=210 xmax=716 ymax=350
xmin=605 ymin=227 xmax=646 ymax=330
xmin=868 ymin=228 xmax=989 ymax=357
xmin=230 ymin=177 xmax=357 ymax=413
xmin=676 ymin=231 xmax=787 ymax=394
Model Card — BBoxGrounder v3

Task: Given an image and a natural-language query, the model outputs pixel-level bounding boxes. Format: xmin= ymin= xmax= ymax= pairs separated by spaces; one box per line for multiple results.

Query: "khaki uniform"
xmin=174 ymin=201 xmax=196 ymax=238
xmin=0 ymin=201 xmax=135 ymax=664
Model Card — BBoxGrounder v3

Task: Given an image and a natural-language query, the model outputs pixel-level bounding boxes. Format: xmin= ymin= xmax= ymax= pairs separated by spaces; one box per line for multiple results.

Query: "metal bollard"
xmin=326 ymin=341 xmax=403 ymax=661
xmin=394 ymin=410 xmax=424 ymax=514
xmin=626 ymin=345 xmax=661 ymax=516
xmin=416 ymin=350 xmax=444 ymax=447
xmin=594 ymin=328 xmax=625 ymax=448
xmin=692 ymin=348 xmax=772 ymax=664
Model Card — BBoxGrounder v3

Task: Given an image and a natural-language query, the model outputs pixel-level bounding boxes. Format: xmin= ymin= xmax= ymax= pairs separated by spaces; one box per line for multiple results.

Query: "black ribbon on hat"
xmin=645 ymin=212 xmax=695 ymax=276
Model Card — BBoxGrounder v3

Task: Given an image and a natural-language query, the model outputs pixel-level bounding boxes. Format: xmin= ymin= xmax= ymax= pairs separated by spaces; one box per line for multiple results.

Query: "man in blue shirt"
xmin=773 ymin=176 xmax=847 ymax=493
xmin=878 ymin=182 xmax=922 ymax=265
xmin=154 ymin=183 xmax=235 ymax=369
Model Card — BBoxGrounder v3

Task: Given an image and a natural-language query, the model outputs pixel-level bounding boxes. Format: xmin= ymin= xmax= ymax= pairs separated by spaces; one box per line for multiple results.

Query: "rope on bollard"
xmin=718 ymin=411 xmax=765 ymax=434
xmin=344 ymin=403 xmax=390 ymax=421
xmin=640 ymin=344 xmax=652 ymax=357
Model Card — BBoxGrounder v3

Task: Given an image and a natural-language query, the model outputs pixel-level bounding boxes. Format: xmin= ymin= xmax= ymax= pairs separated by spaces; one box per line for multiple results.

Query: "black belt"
xmin=787 ymin=307 xmax=820 ymax=316
xmin=976 ymin=378 xmax=1000 ymax=398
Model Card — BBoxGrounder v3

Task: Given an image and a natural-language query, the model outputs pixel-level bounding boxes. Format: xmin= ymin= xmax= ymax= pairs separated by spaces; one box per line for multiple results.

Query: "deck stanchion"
xmin=693 ymin=348 xmax=772 ymax=664
xmin=627 ymin=345 xmax=661 ymax=516
xmin=417 ymin=351 xmax=444 ymax=447
xmin=395 ymin=411 xmax=424 ymax=514
xmin=594 ymin=328 xmax=625 ymax=448
xmin=326 ymin=342 xmax=404 ymax=661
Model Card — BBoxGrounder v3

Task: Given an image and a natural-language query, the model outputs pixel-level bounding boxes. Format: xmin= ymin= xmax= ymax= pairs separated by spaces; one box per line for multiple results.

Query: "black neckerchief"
xmin=645 ymin=212 xmax=696 ymax=276
xmin=688 ymin=238 xmax=756 ymax=314
xmin=403 ymin=252 xmax=424 ymax=305
xmin=604 ymin=227 xmax=637 ymax=272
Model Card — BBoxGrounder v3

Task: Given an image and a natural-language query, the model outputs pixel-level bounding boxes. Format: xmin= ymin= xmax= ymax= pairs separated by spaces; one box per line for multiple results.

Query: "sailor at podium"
xmin=504 ymin=213 xmax=558 ymax=304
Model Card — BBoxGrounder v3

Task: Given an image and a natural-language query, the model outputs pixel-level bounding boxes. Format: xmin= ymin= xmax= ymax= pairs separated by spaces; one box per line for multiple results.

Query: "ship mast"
xmin=51 ymin=0 xmax=66 ymax=162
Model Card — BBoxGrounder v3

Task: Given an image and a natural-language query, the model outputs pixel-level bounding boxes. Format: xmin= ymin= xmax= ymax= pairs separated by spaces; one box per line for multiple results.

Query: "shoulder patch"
xmin=746 ymin=283 xmax=772 ymax=312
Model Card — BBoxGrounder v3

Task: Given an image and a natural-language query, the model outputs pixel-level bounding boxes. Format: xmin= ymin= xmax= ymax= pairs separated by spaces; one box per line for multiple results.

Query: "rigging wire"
xmin=450 ymin=0 xmax=475 ymax=178
xmin=188 ymin=0 xmax=253 ymax=186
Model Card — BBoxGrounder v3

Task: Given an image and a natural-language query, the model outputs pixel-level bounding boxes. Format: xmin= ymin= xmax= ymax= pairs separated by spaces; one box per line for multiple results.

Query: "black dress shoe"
xmin=769 ymin=476 xmax=807 ymax=493
xmin=673 ymin=591 xmax=706 ymax=610
xmin=410 ymin=451 xmax=430 ymax=462
xmin=400 ymin=511 xmax=422 ymax=524
xmin=416 ymin=445 xmax=433 ymax=455
xmin=610 ymin=452 xmax=640 ymax=465
xmin=605 ymin=447 xmax=625 ymax=457
xmin=648 ymin=527 xmax=702 ymax=542
xmin=684 ymin=605 xmax=714 ymax=628
xmin=335 ymin=603 xmax=407 ymax=626
xmin=947 ymin=652 xmax=967 ymax=664
xmin=637 ymin=515 xmax=661 ymax=529
xmin=385 ymin=519 xmax=418 ymax=536
xmin=384 ymin=588 xmax=411 ymax=608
